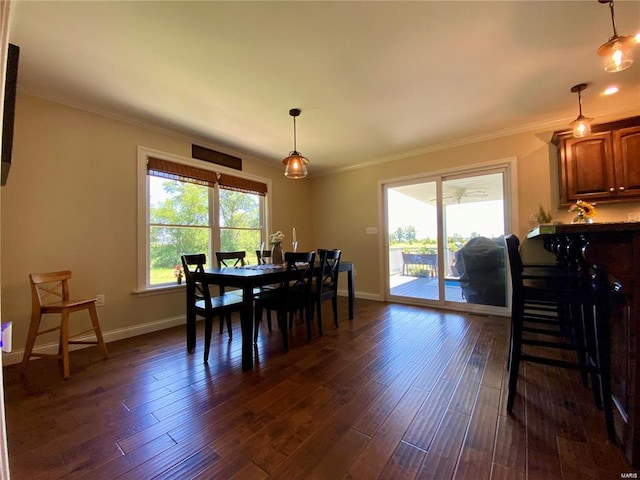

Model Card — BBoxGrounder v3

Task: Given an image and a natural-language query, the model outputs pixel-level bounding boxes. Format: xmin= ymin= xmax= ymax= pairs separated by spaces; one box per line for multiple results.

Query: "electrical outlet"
xmin=95 ymin=294 xmax=105 ymax=307
xmin=627 ymin=212 xmax=640 ymax=222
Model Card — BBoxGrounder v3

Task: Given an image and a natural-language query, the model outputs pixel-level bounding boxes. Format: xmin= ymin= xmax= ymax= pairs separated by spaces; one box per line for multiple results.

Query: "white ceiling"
xmin=8 ymin=1 xmax=640 ymax=176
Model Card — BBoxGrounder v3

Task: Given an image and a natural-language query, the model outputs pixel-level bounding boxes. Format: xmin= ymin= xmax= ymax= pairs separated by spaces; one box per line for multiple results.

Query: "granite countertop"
xmin=527 ymin=222 xmax=640 ymax=238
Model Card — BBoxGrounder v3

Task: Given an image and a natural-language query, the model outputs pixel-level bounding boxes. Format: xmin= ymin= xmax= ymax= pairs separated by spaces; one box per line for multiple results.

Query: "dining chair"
xmin=256 ymin=249 xmax=272 ymax=265
xmin=181 ymin=254 xmax=243 ymax=361
xmin=504 ymin=234 xmax=615 ymax=441
xmin=23 ymin=270 xmax=109 ymax=379
xmin=215 ymin=250 xmax=276 ymax=340
xmin=253 ymin=251 xmax=316 ymax=352
xmin=312 ymin=248 xmax=342 ymax=335
xmin=183 ymin=253 xmax=235 ymax=338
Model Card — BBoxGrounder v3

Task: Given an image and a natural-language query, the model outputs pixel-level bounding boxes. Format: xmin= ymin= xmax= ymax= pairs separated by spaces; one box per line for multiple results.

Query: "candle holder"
xmin=292 ymin=241 xmax=298 ymax=252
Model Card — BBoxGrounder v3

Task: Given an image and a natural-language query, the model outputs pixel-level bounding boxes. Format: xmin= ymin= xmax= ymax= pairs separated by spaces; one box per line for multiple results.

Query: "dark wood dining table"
xmin=185 ymin=261 xmax=355 ymax=371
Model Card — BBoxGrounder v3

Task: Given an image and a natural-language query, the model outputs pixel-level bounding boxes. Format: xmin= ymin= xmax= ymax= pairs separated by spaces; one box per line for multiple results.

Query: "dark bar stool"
xmin=505 ymin=234 xmax=615 ymax=442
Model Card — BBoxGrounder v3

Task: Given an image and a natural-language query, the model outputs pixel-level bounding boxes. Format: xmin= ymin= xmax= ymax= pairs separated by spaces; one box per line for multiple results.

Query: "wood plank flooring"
xmin=2 ymin=299 xmax=636 ymax=479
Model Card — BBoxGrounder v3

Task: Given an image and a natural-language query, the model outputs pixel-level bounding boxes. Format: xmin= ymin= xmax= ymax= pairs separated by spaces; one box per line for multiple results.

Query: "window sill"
xmin=132 ymin=284 xmax=185 ymax=297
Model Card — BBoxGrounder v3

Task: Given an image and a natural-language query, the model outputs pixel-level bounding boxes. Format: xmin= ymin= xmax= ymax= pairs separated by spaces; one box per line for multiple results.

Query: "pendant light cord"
xmin=578 ymin=90 xmax=584 ymax=116
xmin=293 ymin=116 xmax=297 ymax=152
xmin=608 ymin=1 xmax=619 ymax=38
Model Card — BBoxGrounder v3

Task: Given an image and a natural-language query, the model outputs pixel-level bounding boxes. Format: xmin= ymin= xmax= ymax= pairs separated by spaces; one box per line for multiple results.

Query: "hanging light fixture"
xmin=282 ymin=108 xmax=308 ymax=179
xmin=597 ymin=0 xmax=634 ymax=72
xmin=570 ymin=83 xmax=593 ymax=138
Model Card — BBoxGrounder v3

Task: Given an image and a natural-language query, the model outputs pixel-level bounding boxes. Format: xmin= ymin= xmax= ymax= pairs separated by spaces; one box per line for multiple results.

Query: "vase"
xmin=571 ymin=213 xmax=593 ymax=224
xmin=271 ymin=243 xmax=284 ymax=265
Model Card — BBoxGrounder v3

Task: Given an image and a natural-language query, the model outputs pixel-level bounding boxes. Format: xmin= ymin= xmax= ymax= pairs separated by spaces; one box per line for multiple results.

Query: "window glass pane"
xmin=149 ymin=176 xmax=209 ymax=227
xmin=444 ymin=172 xmax=507 ymax=306
xmin=219 ymin=189 xmax=260 ymax=228
xmin=219 ymin=188 xmax=262 ymax=264
xmin=220 ymin=229 xmax=262 ymax=264
xmin=150 ymin=226 xmax=210 ymax=285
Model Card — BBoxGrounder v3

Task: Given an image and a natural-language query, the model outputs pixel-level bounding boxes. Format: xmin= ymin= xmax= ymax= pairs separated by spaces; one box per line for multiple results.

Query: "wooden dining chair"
xmin=254 ymin=251 xmax=316 ymax=352
xmin=256 ymin=249 xmax=272 ymax=265
xmin=181 ymin=254 xmax=243 ymax=361
xmin=183 ymin=253 xmax=233 ymax=338
xmin=23 ymin=270 xmax=109 ymax=379
xmin=215 ymin=250 xmax=276 ymax=340
xmin=312 ymin=248 xmax=342 ymax=335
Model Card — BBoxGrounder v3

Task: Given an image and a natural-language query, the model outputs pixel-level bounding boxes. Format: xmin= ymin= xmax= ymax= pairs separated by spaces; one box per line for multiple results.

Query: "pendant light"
xmin=597 ymin=0 xmax=634 ymax=72
xmin=282 ymin=108 xmax=308 ymax=179
xmin=570 ymin=83 xmax=593 ymax=138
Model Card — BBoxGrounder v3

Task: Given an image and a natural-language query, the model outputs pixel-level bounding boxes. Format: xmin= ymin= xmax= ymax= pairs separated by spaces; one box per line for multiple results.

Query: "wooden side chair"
xmin=256 ymin=249 xmax=272 ymax=264
xmin=23 ymin=270 xmax=109 ymax=379
xmin=312 ymin=248 xmax=342 ymax=335
xmin=254 ymin=251 xmax=316 ymax=352
xmin=181 ymin=254 xmax=243 ymax=361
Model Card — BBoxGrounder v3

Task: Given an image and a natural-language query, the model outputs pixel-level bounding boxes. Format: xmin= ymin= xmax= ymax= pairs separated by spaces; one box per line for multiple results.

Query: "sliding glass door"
xmin=385 ymin=166 xmax=510 ymax=314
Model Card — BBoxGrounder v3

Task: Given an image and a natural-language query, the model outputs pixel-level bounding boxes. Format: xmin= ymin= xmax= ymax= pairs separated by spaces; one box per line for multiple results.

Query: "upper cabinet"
xmin=553 ymin=116 xmax=640 ymax=205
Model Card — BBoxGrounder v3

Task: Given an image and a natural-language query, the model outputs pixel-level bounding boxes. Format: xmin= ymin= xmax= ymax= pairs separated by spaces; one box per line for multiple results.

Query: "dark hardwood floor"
xmin=3 ymin=299 xmax=635 ymax=479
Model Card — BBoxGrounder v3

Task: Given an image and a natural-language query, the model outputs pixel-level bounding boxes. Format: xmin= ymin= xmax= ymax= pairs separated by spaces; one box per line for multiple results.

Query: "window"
xmin=137 ymin=147 xmax=270 ymax=290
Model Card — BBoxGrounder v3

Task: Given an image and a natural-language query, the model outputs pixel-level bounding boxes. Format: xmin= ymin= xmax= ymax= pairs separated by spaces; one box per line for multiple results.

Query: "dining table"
xmin=185 ymin=261 xmax=355 ymax=371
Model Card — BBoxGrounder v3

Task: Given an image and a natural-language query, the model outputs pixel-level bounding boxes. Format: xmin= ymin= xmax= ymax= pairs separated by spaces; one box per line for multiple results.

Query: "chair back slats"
xmin=317 ymin=249 xmax=342 ymax=292
xmin=215 ymin=251 xmax=246 ymax=268
xmin=284 ymin=251 xmax=316 ymax=291
xmin=30 ymin=270 xmax=72 ymax=309
xmin=256 ymin=250 xmax=272 ymax=265
xmin=181 ymin=253 xmax=207 ymax=297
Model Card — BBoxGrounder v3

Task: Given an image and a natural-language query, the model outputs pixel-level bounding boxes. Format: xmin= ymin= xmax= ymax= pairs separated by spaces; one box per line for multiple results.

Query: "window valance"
xmin=147 ymin=157 xmax=267 ymax=196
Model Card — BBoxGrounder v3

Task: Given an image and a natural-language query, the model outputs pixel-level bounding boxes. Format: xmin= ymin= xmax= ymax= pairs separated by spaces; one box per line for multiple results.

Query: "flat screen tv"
xmin=1 ymin=43 xmax=19 ymax=186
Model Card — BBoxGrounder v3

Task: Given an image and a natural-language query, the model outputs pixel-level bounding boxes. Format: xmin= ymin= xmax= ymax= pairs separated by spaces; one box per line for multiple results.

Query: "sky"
xmin=387 ymin=189 xmax=505 ymax=241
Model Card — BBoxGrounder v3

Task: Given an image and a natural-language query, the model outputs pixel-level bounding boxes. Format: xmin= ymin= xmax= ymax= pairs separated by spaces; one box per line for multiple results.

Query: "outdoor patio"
xmin=389 ymin=274 xmax=464 ymax=302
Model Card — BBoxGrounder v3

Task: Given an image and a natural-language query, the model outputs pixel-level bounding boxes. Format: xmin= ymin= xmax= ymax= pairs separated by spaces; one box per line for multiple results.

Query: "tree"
xmin=219 ymin=189 xmax=260 ymax=253
xmin=405 ymin=225 xmax=417 ymax=243
xmin=150 ymin=181 xmax=209 ymax=269
xmin=150 ymin=181 xmax=262 ymax=270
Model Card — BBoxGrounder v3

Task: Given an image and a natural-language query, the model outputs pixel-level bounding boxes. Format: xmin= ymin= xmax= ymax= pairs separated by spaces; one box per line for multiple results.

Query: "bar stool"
xmin=505 ymin=234 xmax=615 ymax=442
xmin=23 ymin=270 xmax=109 ymax=379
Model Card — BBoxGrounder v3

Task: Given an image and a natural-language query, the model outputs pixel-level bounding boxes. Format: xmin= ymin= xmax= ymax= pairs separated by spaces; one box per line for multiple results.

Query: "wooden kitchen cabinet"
xmin=553 ymin=116 xmax=640 ymax=205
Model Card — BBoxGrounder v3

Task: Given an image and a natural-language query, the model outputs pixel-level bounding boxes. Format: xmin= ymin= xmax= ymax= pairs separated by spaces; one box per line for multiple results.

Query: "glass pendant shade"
xmin=282 ymin=151 xmax=308 ymax=179
xmin=597 ymin=1 xmax=634 ymax=72
xmin=570 ymin=83 xmax=593 ymax=138
xmin=598 ymin=37 xmax=634 ymax=72
xmin=571 ymin=115 xmax=593 ymax=138
xmin=283 ymin=108 xmax=309 ymax=179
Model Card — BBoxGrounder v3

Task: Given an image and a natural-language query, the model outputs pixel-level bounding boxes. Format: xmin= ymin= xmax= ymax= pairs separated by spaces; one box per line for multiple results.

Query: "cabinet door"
xmin=562 ymin=132 xmax=615 ymax=203
xmin=614 ymin=126 xmax=640 ymax=199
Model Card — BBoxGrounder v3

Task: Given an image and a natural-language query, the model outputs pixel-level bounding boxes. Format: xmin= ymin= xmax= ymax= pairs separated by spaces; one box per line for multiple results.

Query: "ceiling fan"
xmin=430 ymin=187 xmax=489 ymax=204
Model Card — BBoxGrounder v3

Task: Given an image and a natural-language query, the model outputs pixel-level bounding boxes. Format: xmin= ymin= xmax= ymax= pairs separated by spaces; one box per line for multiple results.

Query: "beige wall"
xmin=3 ymin=93 xmax=639 ymax=362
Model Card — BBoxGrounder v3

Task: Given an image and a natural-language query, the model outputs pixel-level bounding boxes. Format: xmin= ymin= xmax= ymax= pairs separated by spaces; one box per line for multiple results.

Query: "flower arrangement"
xmin=530 ymin=204 xmax=553 ymax=225
xmin=174 ymin=265 xmax=184 ymax=283
xmin=269 ymin=230 xmax=285 ymax=245
xmin=569 ymin=199 xmax=597 ymax=223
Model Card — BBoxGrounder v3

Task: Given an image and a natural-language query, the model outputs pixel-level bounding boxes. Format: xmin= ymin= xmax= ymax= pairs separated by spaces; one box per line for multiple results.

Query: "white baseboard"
xmin=2 ymin=314 xmax=186 ymax=366
xmin=338 ymin=289 xmax=381 ymax=302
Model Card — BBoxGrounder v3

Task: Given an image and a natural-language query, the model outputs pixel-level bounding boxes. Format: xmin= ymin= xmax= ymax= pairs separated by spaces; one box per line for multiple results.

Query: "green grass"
xmin=151 ymin=268 xmax=181 ymax=285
